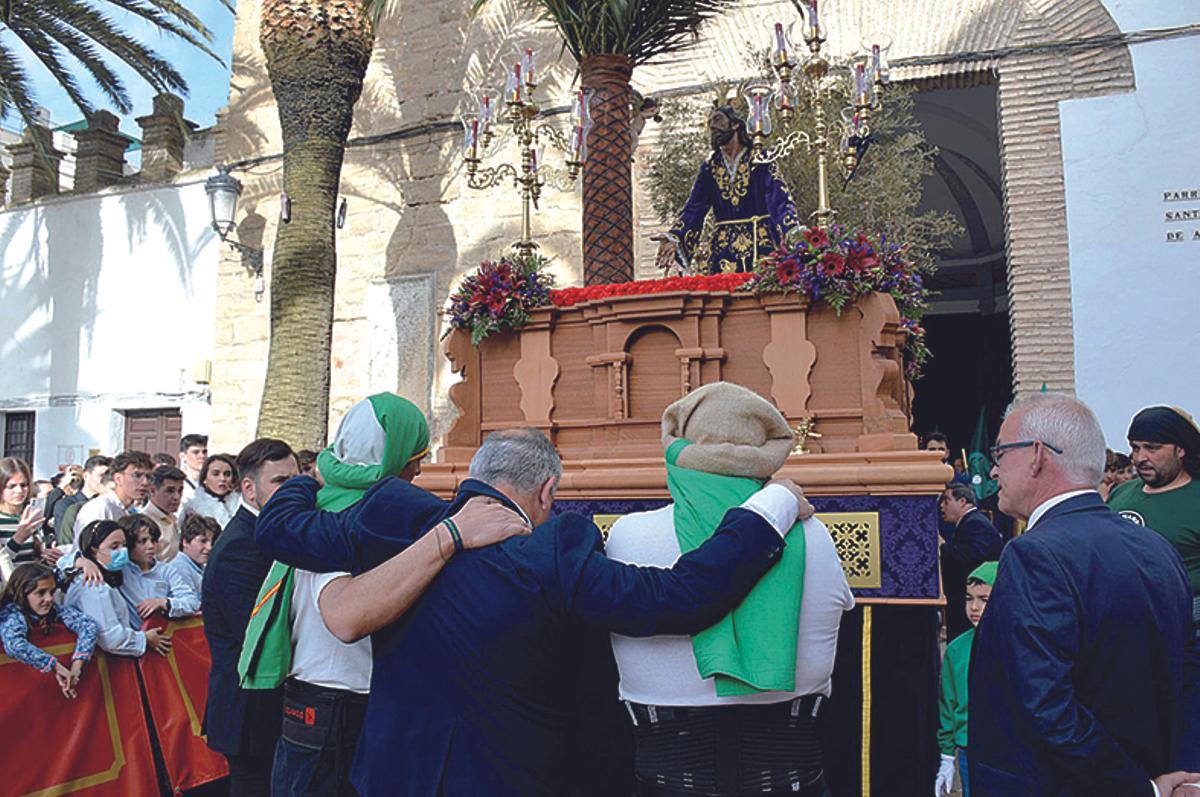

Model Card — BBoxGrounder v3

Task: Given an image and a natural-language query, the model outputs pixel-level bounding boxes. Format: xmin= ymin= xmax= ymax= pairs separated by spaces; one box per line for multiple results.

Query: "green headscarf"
xmin=666 ymin=439 xmax=806 ymax=696
xmin=238 ymin=392 xmax=429 ymax=690
xmin=315 ymin=393 xmax=430 ymax=511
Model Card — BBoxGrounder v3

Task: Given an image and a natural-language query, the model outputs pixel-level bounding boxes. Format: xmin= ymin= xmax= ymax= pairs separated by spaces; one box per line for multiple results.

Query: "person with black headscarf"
xmin=656 ymin=105 xmax=801 ymax=274
xmin=1108 ymin=405 xmax=1200 ymax=618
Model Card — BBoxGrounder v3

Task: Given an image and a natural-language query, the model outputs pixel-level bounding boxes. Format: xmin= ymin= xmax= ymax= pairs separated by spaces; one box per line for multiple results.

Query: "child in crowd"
xmin=0 ymin=563 xmax=98 ymax=698
xmin=63 ymin=520 xmax=171 ymax=657
xmin=164 ymin=514 xmax=218 ymax=601
xmin=935 ymin=561 xmax=997 ymax=797
xmin=114 ymin=515 xmax=200 ymax=627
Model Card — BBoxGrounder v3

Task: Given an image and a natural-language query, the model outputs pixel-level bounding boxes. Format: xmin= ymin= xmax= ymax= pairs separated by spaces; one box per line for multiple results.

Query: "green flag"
xmin=968 ymin=407 xmax=998 ymax=500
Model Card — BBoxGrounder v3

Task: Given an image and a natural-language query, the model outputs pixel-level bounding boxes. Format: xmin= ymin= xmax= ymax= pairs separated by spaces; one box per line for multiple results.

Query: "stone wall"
xmin=211 ymin=0 xmax=1137 ymax=451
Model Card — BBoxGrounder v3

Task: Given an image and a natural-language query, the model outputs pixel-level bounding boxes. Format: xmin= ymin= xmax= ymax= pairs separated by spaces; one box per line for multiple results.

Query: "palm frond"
xmin=474 ymin=0 xmax=738 ymax=65
xmin=0 ymin=0 xmax=220 ymax=123
xmin=0 ymin=44 xmax=39 ymax=124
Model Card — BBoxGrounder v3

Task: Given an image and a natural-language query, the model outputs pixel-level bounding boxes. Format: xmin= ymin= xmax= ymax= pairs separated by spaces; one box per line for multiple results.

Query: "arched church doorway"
xmin=909 ymin=79 xmax=1013 ymax=460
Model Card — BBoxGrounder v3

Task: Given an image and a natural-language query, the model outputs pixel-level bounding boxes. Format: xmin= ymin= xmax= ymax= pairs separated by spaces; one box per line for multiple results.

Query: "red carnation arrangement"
xmin=550 ymin=273 xmax=752 ymax=307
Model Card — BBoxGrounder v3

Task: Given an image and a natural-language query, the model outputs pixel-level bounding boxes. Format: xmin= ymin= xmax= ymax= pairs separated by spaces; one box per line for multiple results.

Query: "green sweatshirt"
xmin=937 ymin=626 xmax=974 ymax=755
xmin=1108 ymin=478 xmax=1200 ymax=593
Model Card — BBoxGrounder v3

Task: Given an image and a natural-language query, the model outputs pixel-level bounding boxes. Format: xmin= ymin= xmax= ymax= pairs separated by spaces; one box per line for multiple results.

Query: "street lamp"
xmin=205 ymin=164 xmax=242 ymax=240
xmin=205 ymin=164 xmax=265 ymax=301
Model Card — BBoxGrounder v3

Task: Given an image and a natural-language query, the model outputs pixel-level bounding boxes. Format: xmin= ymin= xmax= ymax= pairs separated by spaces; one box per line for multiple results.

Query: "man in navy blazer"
xmin=969 ymin=395 xmax=1200 ymax=797
xmin=202 ymin=439 xmax=299 ymax=796
xmin=256 ymin=427 xmax=809 ymax=797
xmin=938 ymin=481 xmax=1004 ymax=640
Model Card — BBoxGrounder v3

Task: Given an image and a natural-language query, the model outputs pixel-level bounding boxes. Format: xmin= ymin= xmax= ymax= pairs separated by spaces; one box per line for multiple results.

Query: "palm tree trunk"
xmin=580 ymin=54 xmax=634 ymax=285
xmin=256 ymin=0 xmax=373 ymax=449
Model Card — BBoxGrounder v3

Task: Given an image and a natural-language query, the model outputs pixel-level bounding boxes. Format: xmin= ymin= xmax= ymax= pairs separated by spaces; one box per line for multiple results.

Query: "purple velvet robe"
xmin=669 ymin=149 xmax=801 ymax=274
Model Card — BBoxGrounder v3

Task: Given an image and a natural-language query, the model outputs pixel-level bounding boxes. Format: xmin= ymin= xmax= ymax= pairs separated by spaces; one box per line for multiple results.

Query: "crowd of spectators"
xmin=0 ymin=434 xmax=249 ymax=674
xmin=0 ymin=397 xmax=1196 ymax=797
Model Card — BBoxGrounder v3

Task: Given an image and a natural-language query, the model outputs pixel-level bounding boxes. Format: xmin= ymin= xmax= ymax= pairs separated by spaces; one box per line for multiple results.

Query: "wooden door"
xmin=124 ymin=410 xmax=183 ymax=456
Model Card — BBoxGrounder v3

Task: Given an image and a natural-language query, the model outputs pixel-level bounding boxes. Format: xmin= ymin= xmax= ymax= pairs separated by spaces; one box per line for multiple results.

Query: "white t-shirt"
xmin=73 ymin=492 xmax=130 ymax=538
xmin=288 ymin=569 xmax=372 ymax=694
xmin=606 ymin=506 xmax=854 ymax=706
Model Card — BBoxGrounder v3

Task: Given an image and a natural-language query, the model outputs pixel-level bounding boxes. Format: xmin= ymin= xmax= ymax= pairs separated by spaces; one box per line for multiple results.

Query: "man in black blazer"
xmin=938 ymin=481 xmax=1003 ymax=641
xmin=256 ymin=427 xmax=811 ymax=797
xmin=202 ymin=439 xmax=298 ymax=797
xmin=969 ymin=395 xmax=1200 ymax=796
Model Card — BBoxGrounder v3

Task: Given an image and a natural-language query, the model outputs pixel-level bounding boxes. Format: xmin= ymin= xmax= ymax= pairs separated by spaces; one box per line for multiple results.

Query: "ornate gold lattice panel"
xmin=816 ymin=511 xmax=881 ymax=589
xmin=592 ymin=514 xmax=622 ymax=543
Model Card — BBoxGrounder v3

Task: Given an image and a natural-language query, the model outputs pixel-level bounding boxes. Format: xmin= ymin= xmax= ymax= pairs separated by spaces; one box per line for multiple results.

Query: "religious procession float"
xmin=419 ymin=5 xmax=952 ymax=794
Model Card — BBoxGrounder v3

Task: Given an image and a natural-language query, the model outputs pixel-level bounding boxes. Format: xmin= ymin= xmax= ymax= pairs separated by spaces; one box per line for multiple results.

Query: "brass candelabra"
xmin=461 ymin=48 xmax=593 ymax=257
xmin=745 ymin=1 xmax=890 ymax=229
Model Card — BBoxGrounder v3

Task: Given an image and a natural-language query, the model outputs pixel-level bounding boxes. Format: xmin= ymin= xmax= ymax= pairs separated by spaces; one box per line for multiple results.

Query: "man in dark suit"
xmin=202 ymin=438 xmax=298 ymax=797
xmin=938 ymin=481 xmax=1003 ymax=641
xmin=256 ymin=427 xmax=810 ymax=797
xmin=970 ymin=394 xmax=1200 ymax=796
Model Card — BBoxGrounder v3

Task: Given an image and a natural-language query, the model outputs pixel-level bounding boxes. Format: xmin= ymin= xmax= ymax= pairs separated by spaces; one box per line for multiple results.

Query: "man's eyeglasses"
xmin=988 ymin=440 xmax=1063 ymax=467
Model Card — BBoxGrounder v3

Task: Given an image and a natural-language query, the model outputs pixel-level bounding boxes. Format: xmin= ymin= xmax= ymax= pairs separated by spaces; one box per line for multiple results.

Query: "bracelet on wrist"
xmin=443 ymin=518 xmax=465 ymax=554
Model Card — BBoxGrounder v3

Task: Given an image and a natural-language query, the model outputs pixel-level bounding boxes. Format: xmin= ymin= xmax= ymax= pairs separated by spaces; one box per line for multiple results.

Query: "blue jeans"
xmin=957 ymin=748 xmax=970 ymax=797
xmin=271 ymin=735 xmax=358 ymax=797
xmin=271 ymin=680 xmax=366 ymax=797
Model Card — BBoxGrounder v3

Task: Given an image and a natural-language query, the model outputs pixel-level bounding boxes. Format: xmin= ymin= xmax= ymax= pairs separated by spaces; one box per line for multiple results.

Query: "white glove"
xmin=935 ymin=753 xmax=956 ymax=797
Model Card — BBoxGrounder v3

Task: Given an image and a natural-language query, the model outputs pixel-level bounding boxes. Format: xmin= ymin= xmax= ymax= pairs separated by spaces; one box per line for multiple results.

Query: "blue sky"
xmin=2 ymin=0 xmax=235 ymax=138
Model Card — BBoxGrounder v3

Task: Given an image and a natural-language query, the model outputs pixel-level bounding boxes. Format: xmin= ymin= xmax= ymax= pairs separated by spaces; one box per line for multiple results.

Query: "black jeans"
xmin=226 ymin=752 xmax=273 ymax=797
xmin=628 ymin=696 xmax=828 ymax=796
xmin=271 ymin=679 xmax=367 ymax=797
xmin=638 ymin=777 xmax=835 ymax=797
xmin=636 ymin=779 xmax=833 ymax=797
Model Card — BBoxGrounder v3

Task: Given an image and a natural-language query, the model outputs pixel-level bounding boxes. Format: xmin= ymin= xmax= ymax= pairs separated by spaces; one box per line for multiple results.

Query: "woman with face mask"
xmin=182 ymin=454 xmax=241 ymax=529
xmin=63 ymin=520 xmax=172 ymax=657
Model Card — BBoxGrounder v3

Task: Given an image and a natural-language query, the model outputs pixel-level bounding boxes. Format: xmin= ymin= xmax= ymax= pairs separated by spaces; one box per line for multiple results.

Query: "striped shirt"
xmin=0 ymin=511 xmax=37 ymax=565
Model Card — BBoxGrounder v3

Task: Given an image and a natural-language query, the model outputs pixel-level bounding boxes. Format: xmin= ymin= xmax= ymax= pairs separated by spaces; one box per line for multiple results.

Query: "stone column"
xmin=136 ymin=93 xmax=191 ymax=181
xmin=0 ymin=161 xmax=9 ymax=206
xmin=7 ymin=124 xmax=63 ymax=202
xmin=73 ymin=110 xmax=127 ymax=192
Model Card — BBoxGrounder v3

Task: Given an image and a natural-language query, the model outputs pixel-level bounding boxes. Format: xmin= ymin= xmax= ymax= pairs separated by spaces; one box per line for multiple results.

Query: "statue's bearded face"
xmin=709 ymin=112 xmax=735 ymax=148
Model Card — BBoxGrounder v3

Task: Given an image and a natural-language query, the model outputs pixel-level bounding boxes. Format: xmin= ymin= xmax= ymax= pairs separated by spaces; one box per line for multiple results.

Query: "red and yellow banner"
xmin=140 ymin=615 xmax=229 ymax=792
xmin=0 ymin=625 xmax=158 ymax=797
xmin=0 ymin=615 xmax=229 ymax=795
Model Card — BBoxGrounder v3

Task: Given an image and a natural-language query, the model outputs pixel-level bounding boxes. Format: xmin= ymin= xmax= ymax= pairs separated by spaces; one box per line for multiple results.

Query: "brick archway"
xmin=995 ymin=0 xmax=1134 ymax=397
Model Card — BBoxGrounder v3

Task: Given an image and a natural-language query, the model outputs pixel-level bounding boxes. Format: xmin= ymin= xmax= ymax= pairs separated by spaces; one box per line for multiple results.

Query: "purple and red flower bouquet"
xmin=742 ymin=225 xmax=932 ymax=379
xmin=446 ymin=252 xmax=555 ymax=345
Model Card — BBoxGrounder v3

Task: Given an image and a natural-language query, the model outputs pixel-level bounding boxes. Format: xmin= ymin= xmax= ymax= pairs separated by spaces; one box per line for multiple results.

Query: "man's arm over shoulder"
xmin=981 ymin=535 xmax=1154 ymax=791
xmin=255 ymin=476 xmax=358 ymax=573
xmin=559 ymin=485 xmax=795 ymax=637
xmin=256 ymin=475 xmax=451 ymax=575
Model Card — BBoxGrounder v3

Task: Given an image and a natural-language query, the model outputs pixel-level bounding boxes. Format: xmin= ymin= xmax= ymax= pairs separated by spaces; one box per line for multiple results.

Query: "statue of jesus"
xmin=655 ymin=105 xmax=802 ymax=274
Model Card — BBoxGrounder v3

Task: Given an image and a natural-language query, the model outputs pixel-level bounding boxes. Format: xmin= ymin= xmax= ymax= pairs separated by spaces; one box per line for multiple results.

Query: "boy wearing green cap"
xmin=935 ymin=560 xmax=997 ymax=797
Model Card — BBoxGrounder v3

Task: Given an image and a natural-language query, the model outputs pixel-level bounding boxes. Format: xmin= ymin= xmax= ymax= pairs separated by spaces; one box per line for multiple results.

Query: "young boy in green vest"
xmin=935 ymin=560 xmax=997 ymax=797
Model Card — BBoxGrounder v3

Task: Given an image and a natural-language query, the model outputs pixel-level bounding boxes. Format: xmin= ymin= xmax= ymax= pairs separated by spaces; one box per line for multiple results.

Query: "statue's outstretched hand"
xmin=652 ymin=235 xmax=679 ymax=274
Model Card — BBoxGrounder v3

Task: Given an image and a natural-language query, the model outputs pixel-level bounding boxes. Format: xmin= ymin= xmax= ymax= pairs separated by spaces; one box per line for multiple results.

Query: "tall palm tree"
xmin=474 ymin=0 xmax=740 ymax=284
xmin=0 ymin=0 xmax=224 ymax=124
xmin=255 ymin=0 xmax=384 ymax=448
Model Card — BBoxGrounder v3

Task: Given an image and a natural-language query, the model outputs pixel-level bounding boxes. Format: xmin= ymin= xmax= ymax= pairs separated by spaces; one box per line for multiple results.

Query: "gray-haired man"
xmin=256 ymin=426 xmax=813 ymax=796
xmin=971 ymin=394 xmax=1200 ymax=796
